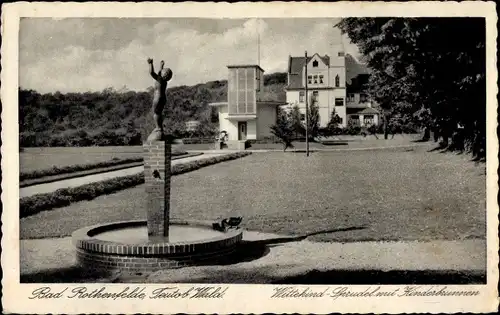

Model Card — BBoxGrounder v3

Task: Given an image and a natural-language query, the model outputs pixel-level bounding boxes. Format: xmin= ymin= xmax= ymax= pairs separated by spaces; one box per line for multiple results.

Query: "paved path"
xmin=20 ymin=153 xmax=225 ymax=198
xmin=20 ymin=231 xmax=485 ymax=283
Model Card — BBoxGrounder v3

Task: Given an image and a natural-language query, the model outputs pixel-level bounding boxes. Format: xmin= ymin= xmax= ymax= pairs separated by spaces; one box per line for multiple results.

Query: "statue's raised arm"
xmin=148 ymin=58 xmax=160 ymax=81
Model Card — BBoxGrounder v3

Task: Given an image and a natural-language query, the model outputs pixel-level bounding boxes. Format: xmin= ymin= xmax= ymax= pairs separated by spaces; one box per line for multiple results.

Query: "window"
xmin=312 ymin=60 xmax=318 ymax=67
xmin=312 ymin=91 xmax=319 ymax=102
xmin=300 ymin=113 xmax=306 ymax=121
xmin=338 ymin=52 xmax=345 ymax=57
xmin=299 ymin=91 xmax=304 ymax=103
xmin=349 ymin=115 xmax=360 ymax=125
xmin=364 ymin=115 xmax=374 ymax=125
xmin=360 ymin=93 xmax=368 ymax=103
xmin=308 ymin=75 xmax=312 ymax=84
xmin=335 ymin=75 xmax=340 ymax=87
xmin=313 ymin=75 xmax=318 ymax=84
xmin=319 ymin=75 xmax=324 ymax=84
xmin=335 ymin=98 xmax=344 ymax=106
xmin=347 ymin=94 xmax=355 ymax=102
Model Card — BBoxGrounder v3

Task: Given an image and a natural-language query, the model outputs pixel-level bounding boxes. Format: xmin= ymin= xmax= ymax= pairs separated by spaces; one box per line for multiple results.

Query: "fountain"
xmin=72 ymin=60 xmax=243 ymax=272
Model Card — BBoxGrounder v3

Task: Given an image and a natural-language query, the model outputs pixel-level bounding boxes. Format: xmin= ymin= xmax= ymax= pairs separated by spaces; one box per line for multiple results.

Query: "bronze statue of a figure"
xmin=147 ymin=58 xmax=173 ymax=141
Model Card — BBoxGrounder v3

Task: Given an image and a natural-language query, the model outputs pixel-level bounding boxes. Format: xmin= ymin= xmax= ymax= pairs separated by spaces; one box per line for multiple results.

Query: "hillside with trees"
xmin=19 ymin=72 xmax=287 ymax=147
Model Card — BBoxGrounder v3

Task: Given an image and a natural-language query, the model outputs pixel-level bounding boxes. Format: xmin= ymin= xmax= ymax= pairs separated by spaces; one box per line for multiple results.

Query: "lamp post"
xmin=304 ymin=51 xmax=309 ymax=157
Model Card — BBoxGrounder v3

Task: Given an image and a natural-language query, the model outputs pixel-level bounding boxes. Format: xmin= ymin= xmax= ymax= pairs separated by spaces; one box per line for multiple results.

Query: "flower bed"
xmin=20 ymin=151 xmax=251 ymax=218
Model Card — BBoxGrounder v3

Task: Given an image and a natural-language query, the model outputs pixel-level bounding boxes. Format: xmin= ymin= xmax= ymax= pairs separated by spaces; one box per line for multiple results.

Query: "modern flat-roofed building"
xmin=210 ymin=65 xmax=285 ymax=149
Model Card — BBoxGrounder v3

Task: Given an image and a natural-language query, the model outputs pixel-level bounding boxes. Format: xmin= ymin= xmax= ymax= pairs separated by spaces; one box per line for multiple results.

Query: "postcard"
xmin=1 ymin=1 xmax=498 ymax=313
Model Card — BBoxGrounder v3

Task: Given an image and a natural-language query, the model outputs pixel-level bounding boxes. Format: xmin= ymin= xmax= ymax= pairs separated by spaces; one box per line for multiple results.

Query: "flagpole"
xmin=258 ymin=31 xmax=260 ymax=67
xmin=305 ymin=51 xmax=309 ymax=157
xmin=257 ymin=20 xmax=260 ymax=67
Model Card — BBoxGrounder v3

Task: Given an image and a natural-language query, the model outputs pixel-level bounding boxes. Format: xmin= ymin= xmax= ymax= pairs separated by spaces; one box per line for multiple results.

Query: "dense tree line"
xmin=336 ymin=18 xmax=486 ymax=159
xmin=19 ymin=73 xmax=287 ymax=147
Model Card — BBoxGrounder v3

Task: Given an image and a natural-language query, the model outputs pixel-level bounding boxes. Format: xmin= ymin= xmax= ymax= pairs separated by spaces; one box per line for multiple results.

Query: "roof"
xmin=286 ymin=53 xmax=370 ymax=90
xmin=209 ymin=102 xmax=228 ymax=107
xmin=227 ymin=64 xmax=265 ymax=72
xmin=346 ymin=107 xmax=380 ymax=115
xmin=287 ymin=74 xmax=303 ymax=90
xmin=209 ymin=101 xmax=286 ymax=107
xmin=288 ymin=54 xmax=330 ymax=74
xmin=224 ymin=115 xmax=257 ymax=121
xmin=345 ymin=54 xmax=370 ymax=84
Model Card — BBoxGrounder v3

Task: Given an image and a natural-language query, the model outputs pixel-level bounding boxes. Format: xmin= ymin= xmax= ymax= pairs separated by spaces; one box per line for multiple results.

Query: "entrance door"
xmin=238 ymin=122 xmax=247 ymax=140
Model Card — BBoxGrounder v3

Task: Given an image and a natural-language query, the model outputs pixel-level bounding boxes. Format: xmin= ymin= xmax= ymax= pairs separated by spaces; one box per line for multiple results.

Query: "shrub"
xmin=326 ymin=109 xmax=343 ymax=136
xmin=346 ymin=120 xmax=362 ymax=135
xmin=248 ymin=137 xmax=281 ymax=144
xmin=270 ymin=107 xmax=294 ymax=151
xmin=19 ymin=151 xmax=252 ymax=218
xmin=182 ymin=137 xmax=215 ymax=144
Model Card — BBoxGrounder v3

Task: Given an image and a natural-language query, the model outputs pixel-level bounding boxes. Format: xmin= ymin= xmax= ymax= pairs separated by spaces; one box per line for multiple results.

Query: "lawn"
xmin=20 ymin=146 xmax=143 ymax=173
xmin=20 ymin=146 xmax=486 ymax=242
xmin=20 ymin=145 xmax=183 ymax=173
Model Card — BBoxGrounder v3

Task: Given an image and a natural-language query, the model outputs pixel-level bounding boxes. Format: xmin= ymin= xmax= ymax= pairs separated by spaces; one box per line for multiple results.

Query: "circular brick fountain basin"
xmin=72 ymin=219 xmax=243 ymax=272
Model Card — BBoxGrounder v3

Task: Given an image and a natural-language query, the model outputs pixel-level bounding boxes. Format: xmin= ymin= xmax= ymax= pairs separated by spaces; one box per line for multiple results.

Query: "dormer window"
xmin=335 ymin=75 xmax=340 ymax=87
xmin=312 ymin=60 xmax=318 ymax=67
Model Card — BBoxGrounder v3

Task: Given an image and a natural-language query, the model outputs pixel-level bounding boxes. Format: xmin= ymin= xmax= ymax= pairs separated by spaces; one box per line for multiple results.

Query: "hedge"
xmin=20 ymin=151 xmax=187 ymax=181
xmin=171 ymin=151 xmax=250 ymax=175
xmin=20 ymin=151 xmax=252 ymax=218
xmin=181 ymin=137 xmax=216 ymax=144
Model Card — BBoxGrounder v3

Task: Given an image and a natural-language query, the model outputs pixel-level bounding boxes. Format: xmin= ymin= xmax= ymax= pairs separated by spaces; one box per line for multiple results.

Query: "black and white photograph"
xmin=1 ymin=2 xmax=498 ymax=314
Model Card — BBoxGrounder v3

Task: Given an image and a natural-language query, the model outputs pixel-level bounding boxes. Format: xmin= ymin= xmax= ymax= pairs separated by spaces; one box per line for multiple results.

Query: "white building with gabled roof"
xmin=284 ymin=50 xmax=380 ymax=128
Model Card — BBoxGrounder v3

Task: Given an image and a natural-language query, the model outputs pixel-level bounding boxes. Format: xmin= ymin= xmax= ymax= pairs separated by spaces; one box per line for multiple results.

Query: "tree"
xmin=194 ymin=118 xmax=218 ymax=138
xmin=326 ymin=108 xmax=342 ymax=135
xmin=289 ymin=104 xmax=304 ymax=138
xmin=270 ymin=107 xmax=294 ymax=151
xmin=413 ymin=107 xmax=432 ymax=141
xmin=305 ymin=96 xmax=320 ymax=139
xmin=19 ymin=71 xmax=292 ymax=147
xmin=336 ymin=18 xmax=486 ymax=159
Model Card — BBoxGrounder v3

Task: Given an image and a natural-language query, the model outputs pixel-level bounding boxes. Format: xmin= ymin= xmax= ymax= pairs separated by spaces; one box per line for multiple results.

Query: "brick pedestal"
xmin=143 ymin=140 xmax=171 ymax=242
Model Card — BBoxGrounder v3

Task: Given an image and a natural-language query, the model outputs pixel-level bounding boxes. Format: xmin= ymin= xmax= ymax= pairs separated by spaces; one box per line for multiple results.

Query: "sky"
xmin=19 ymin=18 xmax=360 ymax=93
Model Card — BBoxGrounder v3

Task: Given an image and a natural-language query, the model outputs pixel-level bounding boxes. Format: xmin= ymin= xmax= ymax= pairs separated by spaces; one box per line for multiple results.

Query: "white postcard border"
xmin=1 ymin=1 xmax=498 ymax=314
